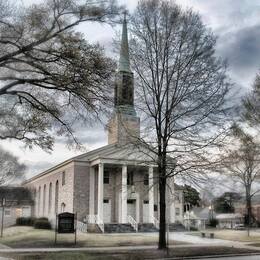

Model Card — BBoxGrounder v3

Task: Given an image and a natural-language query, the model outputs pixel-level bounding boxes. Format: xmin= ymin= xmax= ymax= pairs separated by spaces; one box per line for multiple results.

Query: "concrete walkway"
xmin=0 ymin=243 xmax=259 ymax=253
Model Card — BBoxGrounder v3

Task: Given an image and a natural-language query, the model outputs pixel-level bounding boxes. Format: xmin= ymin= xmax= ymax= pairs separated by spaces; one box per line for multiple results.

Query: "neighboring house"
xmin=183 ymin=207 xmax=215 ymax=230
xmin=0 ymin=186 xmax=33 ymax=227
xmin=23 ymin=17 xmax=184 ymax=232
xmin=234 ymin=195 xmax=260 ymax=223
xmin=216 ymin=213 xmax=243 ymax=229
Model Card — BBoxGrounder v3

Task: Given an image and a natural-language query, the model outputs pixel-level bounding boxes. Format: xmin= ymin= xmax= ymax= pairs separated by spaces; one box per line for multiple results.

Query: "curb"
xmin=152 ymin=252 xmax=260 ymax=260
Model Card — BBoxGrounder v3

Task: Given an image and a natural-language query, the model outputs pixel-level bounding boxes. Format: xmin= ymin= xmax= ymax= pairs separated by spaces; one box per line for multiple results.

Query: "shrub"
xmin=34 ymin=218 xmax=52 ymax=229
xmin=16 ymin=217 xmax=35 ymax=226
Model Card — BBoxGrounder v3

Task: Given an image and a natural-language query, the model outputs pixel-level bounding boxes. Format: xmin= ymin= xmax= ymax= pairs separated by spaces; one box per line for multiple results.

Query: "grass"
xmin=1 ymin=246 xmax=260 ymax=260
xmin=0 ymin=226 xmax=186 ymax=248
xmin=190 ymin=228 xmax=260 ymax=242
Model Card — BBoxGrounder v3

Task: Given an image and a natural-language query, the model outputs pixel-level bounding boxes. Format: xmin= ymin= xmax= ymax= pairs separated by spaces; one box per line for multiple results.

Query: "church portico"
xmin=87 ymin=161 xmax=158 ymax=227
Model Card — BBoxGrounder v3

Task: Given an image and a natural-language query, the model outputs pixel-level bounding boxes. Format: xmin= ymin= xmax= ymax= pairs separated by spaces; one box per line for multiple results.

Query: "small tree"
xmin=214 ymin=192 xmax=241 ymax=213
xmin=0 ymin=0 xmax=119 ymax=151
xmin=221 ymin=124 xmax=260 ymax=236
xmin=129 ymin=0 xmax=231 ymax=249
xmin=183 ymin=185 xmax=201 ymax=209
xmin=0 ymin=146 xmax=26 ymax=185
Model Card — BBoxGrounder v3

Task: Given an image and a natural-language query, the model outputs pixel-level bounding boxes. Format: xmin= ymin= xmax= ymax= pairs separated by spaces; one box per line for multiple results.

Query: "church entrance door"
xmin=103 ymin=199 xmax=111 ymax=223
xmin=127 ymin=199 xmax=136 ymax=220
xmin=143 ymin=201 xmax=149 ymax=222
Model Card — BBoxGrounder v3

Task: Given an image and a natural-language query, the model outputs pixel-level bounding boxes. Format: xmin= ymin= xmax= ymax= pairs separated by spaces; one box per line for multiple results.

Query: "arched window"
xmin=38 ymin=186 xmax=41 ymax=216
xmin=48 ymin=183 xmax=52 ymax=214
xmin=43 ymin=184 xmax=46 ymax=216
xmin=61 ymin=203 xmax=66 ymax=213
xmin=55 ymin=180 xmax=59 ymax=214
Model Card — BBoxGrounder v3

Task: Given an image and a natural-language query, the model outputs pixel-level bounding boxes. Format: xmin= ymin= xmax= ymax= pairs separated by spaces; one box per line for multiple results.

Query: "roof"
xmin=0 ymin=186 xmax=33 ymax=206
xmin=24 ymin=143 xmax=159 ymax=184
xmin=185 ymin=207 xmax=216 ymax=220
xmin=216 ymin=213 xmax=243 ymax=220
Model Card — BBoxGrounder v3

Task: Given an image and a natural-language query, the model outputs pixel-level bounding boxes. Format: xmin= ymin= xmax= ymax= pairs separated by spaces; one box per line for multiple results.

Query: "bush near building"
xmin=33 ymin=218 xmax=52 ymax=230
xmin=16 ymin=217 xmax=51 ymax=230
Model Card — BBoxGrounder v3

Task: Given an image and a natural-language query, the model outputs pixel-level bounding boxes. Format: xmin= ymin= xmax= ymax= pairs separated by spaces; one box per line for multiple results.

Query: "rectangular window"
xmin=104 ymin=170 xmax=109 ymax=184
xmin=143 ymin=200 xmax=149 ymax=204
xmin=144 ymin=173 xmax=149 ymax=185
xmin=127 ymin=172 xmax=134 ymax=186
xmin=4 ymin=209 xmax=11 ymax=216
xmin=176 ymin=208 xmax=180 ymax=216
xmin=154 ymin=205 xmax=158 ymax=212
xmin=62 ymin=171 xmax=65 ymax=186
xmin=103 ymin=199 xmax=109 ymax=203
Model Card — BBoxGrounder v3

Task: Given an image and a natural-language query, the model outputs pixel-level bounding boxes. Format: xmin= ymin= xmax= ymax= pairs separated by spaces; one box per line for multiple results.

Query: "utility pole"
xmin=1 ymin=198 xmax=6 ymax=237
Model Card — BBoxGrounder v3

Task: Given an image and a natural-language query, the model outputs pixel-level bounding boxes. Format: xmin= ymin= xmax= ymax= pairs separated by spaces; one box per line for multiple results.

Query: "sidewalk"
xmin=0 ymin=242 xmax=259 ymax=253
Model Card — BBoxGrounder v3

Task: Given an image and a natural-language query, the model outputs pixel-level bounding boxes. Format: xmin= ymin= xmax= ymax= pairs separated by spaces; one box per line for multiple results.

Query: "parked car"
xmin=234 ymin=224 xmax=245 ymax=230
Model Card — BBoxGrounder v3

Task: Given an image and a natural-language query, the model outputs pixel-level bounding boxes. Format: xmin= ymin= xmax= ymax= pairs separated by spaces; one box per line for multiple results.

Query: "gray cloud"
xmin=24 ymin=161 xmax=54 ymax=179
xmin=217 ymin=24 xmax=260 ymax=89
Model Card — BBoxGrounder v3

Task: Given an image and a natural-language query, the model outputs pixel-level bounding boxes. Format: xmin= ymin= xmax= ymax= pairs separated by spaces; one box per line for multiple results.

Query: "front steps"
xmin=138 ymin=223 xmax=158 ymax=232
xmin=104 ymin=223 xmax=135 ymax=233
xmin=87 ymin=223 xmax=184 ymax=233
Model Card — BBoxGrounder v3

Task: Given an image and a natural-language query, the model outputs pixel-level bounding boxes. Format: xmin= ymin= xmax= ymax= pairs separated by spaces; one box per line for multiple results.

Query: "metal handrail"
xmin=153 ymin=216 xmax=159 ymax=229
xmin=77 ymin=220 xmax=87 ymax=233
xmin=86 ymin=215 xmax=104 ymax=233
xmin=96 ymin=215 xmax=104 ymax=233
xmin=127 ymin=215 xmax=138 ymax=232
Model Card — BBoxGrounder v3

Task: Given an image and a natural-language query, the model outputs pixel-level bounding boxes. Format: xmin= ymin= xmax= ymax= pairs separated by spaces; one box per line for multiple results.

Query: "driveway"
xmin=143 ymin=232 xmax=237 ymax=245
xmin=202 ymin=256 xmax=260 ymax=260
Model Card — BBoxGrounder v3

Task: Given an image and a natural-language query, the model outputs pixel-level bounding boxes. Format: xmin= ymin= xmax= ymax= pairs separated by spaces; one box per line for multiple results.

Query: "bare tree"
xmin=243 ymin=71 xmax=260 ymax=126
xmin=129 ymin=0 xmax=231 ymax=249
xmin=221 ymin=124 xmax=260 ymax=236
xmin=0 ymin=146 xmax=26 ymax=185
xmin=0 ymin=0 xmax=119 ymax=152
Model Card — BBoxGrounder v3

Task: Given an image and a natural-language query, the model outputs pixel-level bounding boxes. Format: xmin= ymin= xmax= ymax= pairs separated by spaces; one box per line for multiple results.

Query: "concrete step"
xmin=87 ymin=223 xmax=102 ymax=233
xmin=138 ymin=223 xmax=158 ymax=232
xmin=104 ymin=223 xmax=135 ymax=233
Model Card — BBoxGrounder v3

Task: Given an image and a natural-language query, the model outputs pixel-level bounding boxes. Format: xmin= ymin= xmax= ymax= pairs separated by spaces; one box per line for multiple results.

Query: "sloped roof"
xmin=216 ymin=213 xmax=243 ymax=220
xmin=24 ymin=143 xmax=158 ymax=184
xmin=74 ymin=143 xmax=157 ymax=163
xmin=0 ymin=186 xmax=33 ymax=206
xmin=185 ymin=207 xmax=216 ymax=220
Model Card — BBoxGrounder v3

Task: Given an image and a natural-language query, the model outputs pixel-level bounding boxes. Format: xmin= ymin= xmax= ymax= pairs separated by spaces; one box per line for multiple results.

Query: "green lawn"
xmin=0 ymin=226 xmax=185 ymax=248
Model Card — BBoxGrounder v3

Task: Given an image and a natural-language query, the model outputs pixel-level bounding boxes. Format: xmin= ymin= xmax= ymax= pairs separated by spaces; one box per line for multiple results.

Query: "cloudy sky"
xmin=2 ymin=0 xmax=260 ymax=179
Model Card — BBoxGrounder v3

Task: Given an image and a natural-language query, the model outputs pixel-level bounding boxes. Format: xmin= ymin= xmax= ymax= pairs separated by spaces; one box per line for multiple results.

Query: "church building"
xmin=24 ymin=16 xmax=184 ymax=232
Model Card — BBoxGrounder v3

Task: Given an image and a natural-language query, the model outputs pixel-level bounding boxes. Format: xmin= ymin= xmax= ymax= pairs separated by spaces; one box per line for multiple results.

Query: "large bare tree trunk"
xmin=246 ymin=193 xmax=252 ymax=237
xmin=158 ymin=150 xmax=167 ymax=249
xmin=159 ymin=171 xmax=167 ymax=249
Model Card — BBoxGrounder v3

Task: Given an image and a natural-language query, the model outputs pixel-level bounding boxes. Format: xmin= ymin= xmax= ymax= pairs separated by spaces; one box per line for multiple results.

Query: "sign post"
xmin=1 ymin=198 xmax=6 ymax=238
xmin=55 ymin=212 xmax=76 ymax=245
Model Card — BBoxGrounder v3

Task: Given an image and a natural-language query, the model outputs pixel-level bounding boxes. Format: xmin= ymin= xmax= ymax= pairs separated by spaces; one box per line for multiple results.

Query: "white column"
xmin=149 ymin=166 xmax=154 ymax=223
xmin=121 ymin=165 xmax=127 ymax=223
xmin=89 ymin=167 xmax=95 ymax=218
xmin=97 ymin=163 xmax=104 ymax=221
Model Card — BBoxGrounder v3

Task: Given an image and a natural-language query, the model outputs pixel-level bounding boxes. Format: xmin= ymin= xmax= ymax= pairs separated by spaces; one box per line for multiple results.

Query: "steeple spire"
xmin=118 ymin=12 xmax=131 ymax=73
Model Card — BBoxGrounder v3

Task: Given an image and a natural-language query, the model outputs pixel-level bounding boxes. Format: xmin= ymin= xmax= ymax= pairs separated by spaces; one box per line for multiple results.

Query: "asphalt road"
xmin=201 ymin=255 xmax=260 ymax=260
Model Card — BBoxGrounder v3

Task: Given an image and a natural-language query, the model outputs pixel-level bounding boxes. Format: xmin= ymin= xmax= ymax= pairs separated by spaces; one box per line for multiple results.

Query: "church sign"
xmin=57 ymin=212 xmax=75 ymax=233
xmin=55 ymin=212 xmax=77 ymax=244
